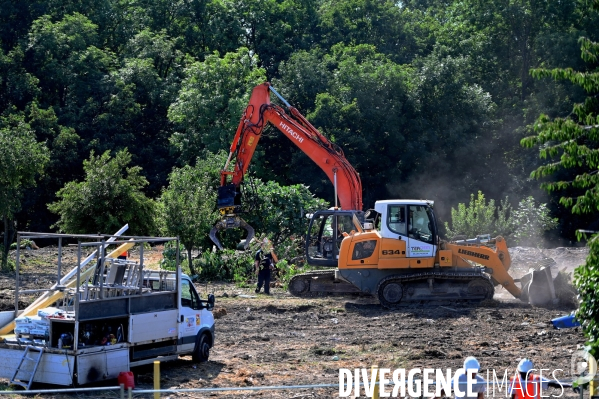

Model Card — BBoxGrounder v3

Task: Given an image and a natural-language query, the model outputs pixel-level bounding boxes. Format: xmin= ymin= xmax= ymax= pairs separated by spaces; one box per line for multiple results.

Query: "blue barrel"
xmin=551 ymin=314 xmax=581 ymax=329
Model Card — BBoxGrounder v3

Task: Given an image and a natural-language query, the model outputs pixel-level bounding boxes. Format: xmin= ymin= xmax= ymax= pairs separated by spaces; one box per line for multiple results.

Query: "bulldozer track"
xmin=288 ymin=270 xmax=359 ymax=298
xmin=377 ymin=271 xmax=495 ymax=309
xmin=288 ymin=269 xmax=495 ymax=306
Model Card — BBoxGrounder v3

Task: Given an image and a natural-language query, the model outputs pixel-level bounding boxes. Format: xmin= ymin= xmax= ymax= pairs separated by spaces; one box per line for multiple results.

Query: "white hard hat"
xmin=464 ymin=356 xmax=480 ymax=371
xmin=517 ymin=358 xmax=534 ymax=373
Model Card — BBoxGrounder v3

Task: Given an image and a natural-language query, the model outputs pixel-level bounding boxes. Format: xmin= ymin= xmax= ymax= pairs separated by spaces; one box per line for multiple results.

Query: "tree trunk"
xmin=187 ymin=247 xmax=196 ymax=276
xmin=2 ymin=214 xmax=8 ymax=271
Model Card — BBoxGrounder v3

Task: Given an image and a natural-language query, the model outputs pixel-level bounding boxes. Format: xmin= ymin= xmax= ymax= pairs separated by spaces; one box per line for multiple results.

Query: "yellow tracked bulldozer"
xmin=289 ymin=200 xmax=559 ymax=307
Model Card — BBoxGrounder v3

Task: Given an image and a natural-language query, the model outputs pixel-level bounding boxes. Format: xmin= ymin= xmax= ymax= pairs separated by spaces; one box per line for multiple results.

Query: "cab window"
xmin=307 ymin=214 xmax=334 ymax=259
xmin=408 ymin=205 xmax=434 ymax=244
xmin=307 ymin=214 xmax=351 ymax=260
xmin=336 ymin=215 xmax=353 ymax=248
xmin=181 ymin=279 xmax=200 ymax=310
xmin=387 ymin=205 xmax=407 ymax=235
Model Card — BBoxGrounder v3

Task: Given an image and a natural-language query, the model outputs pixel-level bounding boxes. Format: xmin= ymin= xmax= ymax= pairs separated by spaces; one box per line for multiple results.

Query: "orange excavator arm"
xmin=210 ymin=83 xmax=362 ymax=250
xmin=220 ymin=82 xmax=362 ymax=210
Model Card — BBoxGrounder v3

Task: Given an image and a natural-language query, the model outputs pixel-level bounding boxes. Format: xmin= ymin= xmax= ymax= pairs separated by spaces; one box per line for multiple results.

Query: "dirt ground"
xmin=0 ymin=244 xmax=591 ymax=398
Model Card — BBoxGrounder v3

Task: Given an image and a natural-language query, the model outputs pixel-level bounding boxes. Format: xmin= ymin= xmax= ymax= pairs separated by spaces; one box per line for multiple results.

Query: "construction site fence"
xmin=0 ymin=380 xmax=594 ymax=398
xmin=0 ymin=383 xmax=338 ymax=397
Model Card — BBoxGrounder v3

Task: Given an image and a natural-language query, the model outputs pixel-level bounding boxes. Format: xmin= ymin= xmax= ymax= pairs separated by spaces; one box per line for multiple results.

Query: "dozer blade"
xmin=520 ymin=266 xmax=558 ymax=306
xmin=209 ymin=215 xmax=255 ymax=250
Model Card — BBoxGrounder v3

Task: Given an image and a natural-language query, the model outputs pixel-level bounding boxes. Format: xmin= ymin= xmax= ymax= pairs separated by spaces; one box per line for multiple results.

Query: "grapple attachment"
xmin=209 ymin=215 xmax=255 ymax=251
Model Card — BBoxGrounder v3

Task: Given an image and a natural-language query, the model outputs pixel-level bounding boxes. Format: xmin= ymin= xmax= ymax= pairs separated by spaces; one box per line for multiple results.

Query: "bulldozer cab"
xmin=306 ymin=210 xmax=363 ymax=267
xmin=375 ymin=200 xmax=438 ymax=258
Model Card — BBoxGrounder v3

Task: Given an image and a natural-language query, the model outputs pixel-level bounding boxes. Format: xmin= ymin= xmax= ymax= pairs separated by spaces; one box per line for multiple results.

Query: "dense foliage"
xmin=0 ymin=113 xmax=49 ymax=269
xmin=522 ymin=0 xmax=599 ymax=360
xmin=2 ymin=0 xmax=598 ymax=262
xmin=445 ymin=191 xmax=512 ymax=240
xmin=445 ymin=191 xmax=558 ymax=247
xmin=510 ymin=196 xmax=558 ymax=246
xmin=575 ymin=235 xmax=599 ymax=361
xmin=244 ymin=179 xmax=329 ymax=247
xmin=0 ymin=0 xmax=594 ymax=240
xmin=48 ymin=149 xmax=156 ymax=235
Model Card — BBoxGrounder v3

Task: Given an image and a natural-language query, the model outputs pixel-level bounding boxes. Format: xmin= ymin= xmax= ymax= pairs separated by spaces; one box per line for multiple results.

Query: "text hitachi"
xmin=279 ymin=122 xmax=304 ymax=143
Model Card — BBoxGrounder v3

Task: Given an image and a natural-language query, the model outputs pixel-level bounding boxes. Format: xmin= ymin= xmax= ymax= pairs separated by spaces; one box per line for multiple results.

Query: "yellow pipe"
xmin=154 ymin=361 xmax=160 ymax=399
xmin=372 ymin=365 xmax=379 ymax=399
xmin=590 ymin=355 xmax=598 ymax=397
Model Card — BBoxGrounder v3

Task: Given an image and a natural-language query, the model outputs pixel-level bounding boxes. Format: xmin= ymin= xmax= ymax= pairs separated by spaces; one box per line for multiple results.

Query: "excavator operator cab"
xmin=306 ymin=210 xmax=364 ymax=267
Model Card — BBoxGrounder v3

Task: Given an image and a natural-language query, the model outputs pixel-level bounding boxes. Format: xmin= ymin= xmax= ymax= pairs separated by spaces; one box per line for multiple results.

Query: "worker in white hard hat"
xmin=508 ymin=358 xmax=563 ymax=399
xmin=452 ymin=356 xmax=486 ymax=399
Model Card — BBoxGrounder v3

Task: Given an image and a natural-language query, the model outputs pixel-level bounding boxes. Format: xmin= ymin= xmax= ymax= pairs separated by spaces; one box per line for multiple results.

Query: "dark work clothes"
xmin=255 ymin=249 xmax=273 ymax=272
xmin=255 ymin=249 xmax=273 ymax=294
xmin=257 ymin=271 xmax=270 ymax=294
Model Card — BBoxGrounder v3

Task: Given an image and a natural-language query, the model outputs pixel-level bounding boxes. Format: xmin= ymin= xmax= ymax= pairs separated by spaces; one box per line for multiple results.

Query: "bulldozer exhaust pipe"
xmin=209 ymin=215 xmax=255 ymax=250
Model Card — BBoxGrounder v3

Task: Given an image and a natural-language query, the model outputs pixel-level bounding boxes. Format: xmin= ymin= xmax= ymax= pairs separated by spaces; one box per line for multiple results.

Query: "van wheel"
xmin=192 ymin=333 xmax=210 ymax=362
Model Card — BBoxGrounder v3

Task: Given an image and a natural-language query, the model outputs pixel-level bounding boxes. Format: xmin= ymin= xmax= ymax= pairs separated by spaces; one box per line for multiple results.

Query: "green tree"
xmin=48 ymin=149 xmax=156 ymax=235
xmin=0 ymin=111 xmax=49 ymax=270
xmin=168 ymin=48 xmax=266 ymax=164
xmin=274 ymin=44 xmax=493 ymax=208
xmin=27 ymin=13 xmax=112 ymax=109
xmin=274 ymin=49 xmax=333 ymax=113
xmin=403 ymin=49 xmax=496 ymax=202
xmin=123 ymin=29 xmax=182 ymax=80
xmin=20 ymin=102 xmax=81 ymax=232
xmin=318 ymin=0 xmax=429 ymax=64
xmin=138 ymin=0 xmax=242 ymax=61
xmin=522 ymin=2 xmax=599 ymax=358
xmin=234 ymin=0 xmax=320 ymax=77
xmin=282 ymin=44 xmax=417 ymax=206
xmin=444 ymin=191 xmax=512 ymax=240
xmin=26 ymin=13 xmax=182 ymax=201
xmin=158 ymin=152 xmax=224 ymax=275
xmin=0 ymin=46 xmax=40 ymax=110
xmin=410 ymin=0 xmax=590 ymax=216
xmin=427 ymin=0 xmax=581 ymax=102
xmin=576 ymin=234 xmax=599 ymax=364
xmin=510 ymin=196 xmax=558 ymax=246
xmin=523 ymin=41 xmax=599 ymax=215
xmin=245 ymin=179 xmax=329 ymax=247
xmin=94 ymin=54 xmax=178 ymax=194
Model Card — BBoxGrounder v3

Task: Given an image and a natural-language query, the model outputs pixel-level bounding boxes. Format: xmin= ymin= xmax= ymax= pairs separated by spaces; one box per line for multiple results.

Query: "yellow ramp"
xmin=0 ymin=241 xmax=135 ymax=336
